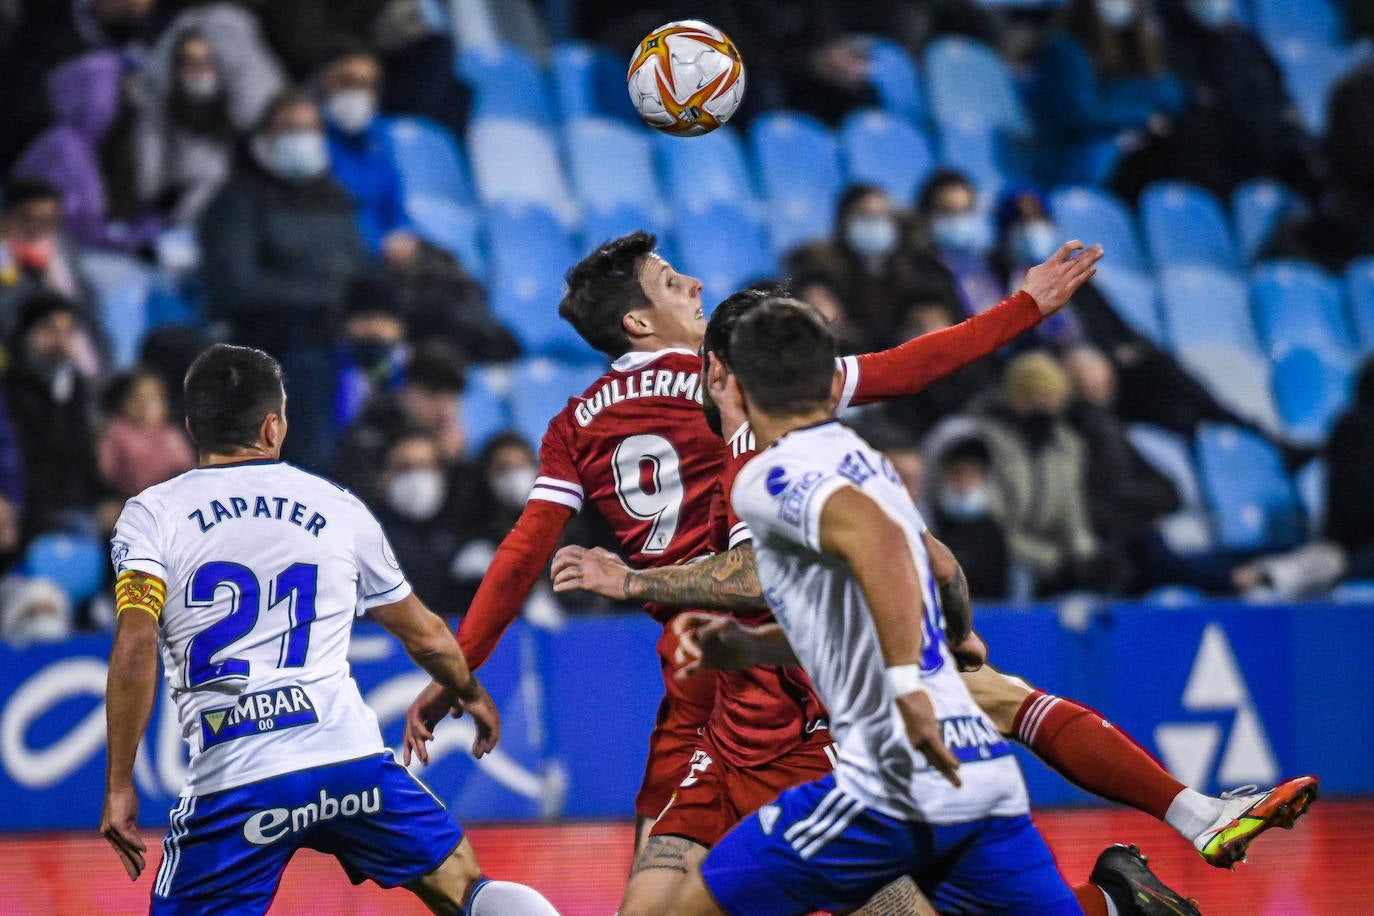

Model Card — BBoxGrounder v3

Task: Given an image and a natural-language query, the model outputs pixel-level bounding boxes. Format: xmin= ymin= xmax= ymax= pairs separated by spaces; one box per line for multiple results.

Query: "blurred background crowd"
xmin=1 ymin=0 xmax=1372 ymax=644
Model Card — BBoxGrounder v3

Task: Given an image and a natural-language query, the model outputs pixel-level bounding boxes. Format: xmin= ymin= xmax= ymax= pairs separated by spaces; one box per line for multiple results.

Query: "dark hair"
xmin=183 ymin=344 xmax=285 ymax=452
xmin=835 ymin=183 xmax=887 ymax=228
xmin=704 ymin=287 xmax=771 ymax=368
xmin=384 ymin=423 xmax=439 ymax=464
xmin=559 ymin=231 xmax=657 ymax=356
xmin=344 ymin=271 xmax=403 ymax=319
xmin=101 ymin=366 xmax=162 ymax=416
xmin=916 ymin=168 xmax=975 ymax=215
xmin=478 ymin=430 xmax=536 ymax=470
xmin=405 ymin=341 xmax=466 ymax=394
xmin=316 ymin=35 xmax=378 ymax=75
xmin=12 ymin=291 xmax=79 ymax=347
xmin=941 ymin=436 xmax=992 ymax=469
xmin=2 ymin=178 xmax=61 ymax=212
xmin=255 ymin=87 xmax=317 ymax=135
xmin=729 ymin=298 xmax=836 ymax=416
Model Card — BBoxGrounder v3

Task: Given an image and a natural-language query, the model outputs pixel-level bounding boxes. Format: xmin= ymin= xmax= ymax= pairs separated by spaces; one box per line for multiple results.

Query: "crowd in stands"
xmin=0 ymin=0 xmax=1372 ymax=644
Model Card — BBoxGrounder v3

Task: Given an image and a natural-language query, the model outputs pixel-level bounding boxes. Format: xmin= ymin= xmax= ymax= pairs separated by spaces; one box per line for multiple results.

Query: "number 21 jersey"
xmin=110 ymin=460 xmax=409 ymax=796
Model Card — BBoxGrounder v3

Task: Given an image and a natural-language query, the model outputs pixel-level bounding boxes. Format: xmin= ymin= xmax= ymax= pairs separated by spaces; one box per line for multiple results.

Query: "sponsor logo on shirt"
xmin=200 ymin=687 xmax=318 ymax=750
xmin=242 ymin=785 xmax=382 ymax=846
xmin=940 ymin=715 xmax=1012 ymax=763
xmin=776 ymin=471 xmax=824 ymax=527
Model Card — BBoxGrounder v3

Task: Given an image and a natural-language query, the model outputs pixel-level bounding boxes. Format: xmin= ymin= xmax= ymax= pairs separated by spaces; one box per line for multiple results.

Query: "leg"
xmin=620 ymin=835 xmax=711 ymax=916
xmin=845 ymin=877 xmax=938 ymax=916
xmin=672 ymin=867 xmax=730 ymax=916
xmin=925 ymin=816 xmax=1080 ymax=916
xmin=405 ymin=838 xmax=481 ymax=915
xmin=634 ymin=814 xmax=656 ymax=858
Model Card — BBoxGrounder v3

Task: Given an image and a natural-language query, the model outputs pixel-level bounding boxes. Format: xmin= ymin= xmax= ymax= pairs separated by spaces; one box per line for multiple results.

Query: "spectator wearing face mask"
xmin=333 ymin=272 xmax=409 ymax=438
xmin=200 ymin=89 xmax=366 ymax=469
xmin=882 ymin=298 xmax=1002 ymax=441
xmin=915 ymin=170 xmax=1004 ymax=317
xmin=97 ymin=367 xmax=195 ymax=499
xmin=990 ymin=188 xmax=1077 ymax=345
xmin=924 ymin=433 xmax=1010 ymax=600
xmin=0 ymin=577 xmax=73 ymax=646
xmin=0 ymin=179 xmax=99 ymax=341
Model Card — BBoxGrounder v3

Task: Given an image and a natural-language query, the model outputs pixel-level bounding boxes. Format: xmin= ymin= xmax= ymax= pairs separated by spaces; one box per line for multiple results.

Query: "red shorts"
xmin=651 ymin=730 xmax=836 ymax=846
xmin=635 ymin=626 xmax=716 ymax=818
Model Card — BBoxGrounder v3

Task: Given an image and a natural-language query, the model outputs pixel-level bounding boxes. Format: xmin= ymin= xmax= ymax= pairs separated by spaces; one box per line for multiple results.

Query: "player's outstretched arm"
xmin=372 ymin=594 xmax=500 ymax=762
xmin=671 ymin=612 xmax=800 ymax=678
xmin=551 ymin=544 xmax=769 ymax=610
xmin=101 ymin=577 xmax=162 ymax=882
xmin=817 ymin=487 xmax=962 ymax=787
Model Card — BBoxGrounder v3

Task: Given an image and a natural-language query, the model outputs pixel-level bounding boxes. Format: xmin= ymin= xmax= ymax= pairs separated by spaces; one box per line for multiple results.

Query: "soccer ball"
xmin=627 ymin=20 xmax=745 ymax=137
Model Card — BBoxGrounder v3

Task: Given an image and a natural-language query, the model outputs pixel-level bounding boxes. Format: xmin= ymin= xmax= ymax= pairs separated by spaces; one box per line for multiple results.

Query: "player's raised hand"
xmin=949 ymin=630 xmax=988 ymax=673
xmin=100 ymin=782 xmax=147 ymax=881
xmin=551 ymin=545 xmax=632 ymax=600
xmin=895 ymin=690 xmax=962 ymax=789
xmin=402 ymin=680 xmax=454 ymax=766
xmin=1018 ymin=240 xmax=1104 ymax=317
xmin=454 ymin=683 xmax=501 ymax=759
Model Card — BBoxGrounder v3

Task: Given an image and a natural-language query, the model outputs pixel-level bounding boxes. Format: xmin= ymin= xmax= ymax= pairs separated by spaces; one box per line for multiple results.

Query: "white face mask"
xmin=1097 ymin=0 xmax=1138 ymax=29
xmin=938 ymin=485 xmax=992 ymax=521
xmin=491 ymin=466 xmax=536 ymax=508
xmin=324 ymin=89 xmax=377 ymax=135
xmin=179 ymin=71 xmax=219 ymax=102
xmin=254 ymin=129 xmax=330 ymax=182
xmin=387 ymin=468 xmax=446 ymax=521
xmin=931 ymin=211 xmax=994 ymax=255
xmin=844 ymin=215 xmax=899 ymax=259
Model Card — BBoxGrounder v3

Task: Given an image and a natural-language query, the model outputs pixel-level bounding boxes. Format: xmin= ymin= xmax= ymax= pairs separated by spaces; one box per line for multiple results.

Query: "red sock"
xmin=1073 ymin=883 xmax=1107 ymax=916
xmin=1012 ymin=691 xmax=1184 ymax=822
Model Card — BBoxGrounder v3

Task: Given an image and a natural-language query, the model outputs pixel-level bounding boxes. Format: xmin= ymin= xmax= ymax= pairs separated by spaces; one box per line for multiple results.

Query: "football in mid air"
xmin=627 ymin=20 xmax=745 ymax=137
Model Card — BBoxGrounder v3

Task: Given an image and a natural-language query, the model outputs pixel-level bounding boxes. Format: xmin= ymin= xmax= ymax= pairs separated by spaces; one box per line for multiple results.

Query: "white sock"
xmin=1164 ymin=788 xmax=1226 ymax=842
xmin=468 ymin=879 xmax=561 ymax=915
xmin=1100 ymin=886 xmax=1120 ymax=916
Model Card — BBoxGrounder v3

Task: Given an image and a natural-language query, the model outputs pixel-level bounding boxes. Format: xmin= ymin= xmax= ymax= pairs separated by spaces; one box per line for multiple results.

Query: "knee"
xmin=965 ymin=668 xmax=1036 ymax=736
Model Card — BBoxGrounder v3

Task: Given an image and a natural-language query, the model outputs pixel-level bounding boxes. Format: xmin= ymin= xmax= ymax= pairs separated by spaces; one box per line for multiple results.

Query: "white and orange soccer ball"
xmin=627 ymin=20 xmax=746 ymax=137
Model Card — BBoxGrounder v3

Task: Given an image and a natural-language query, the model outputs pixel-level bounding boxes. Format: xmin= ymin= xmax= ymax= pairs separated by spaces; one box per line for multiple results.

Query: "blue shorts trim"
xmin=150 ymin=753 xmax=463 ymax=915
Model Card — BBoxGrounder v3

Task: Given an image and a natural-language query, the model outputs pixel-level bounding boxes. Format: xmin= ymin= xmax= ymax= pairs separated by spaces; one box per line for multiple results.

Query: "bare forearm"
xmin=407 ymin=628 xmax=482 ymax=702
xmin=104 ymin=616 xmax=160 ymax=789
xmin=939 ymin=564 xmax=973 ymax=644
xmin=740 ymin=623 xmax=800 ymax=666
xmin=626 ymin=544 xmax=768 ymax=610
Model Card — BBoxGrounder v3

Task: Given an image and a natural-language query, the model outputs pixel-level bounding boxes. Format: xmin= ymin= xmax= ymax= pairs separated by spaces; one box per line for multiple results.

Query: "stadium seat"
xmin=936 ymin=118 xmax=1018 ymax=200
xmin=1159 ymin=266 xmax=1258 ymax=350
xmin=508 ymin=358 xmax=607 ymax=446
xmin=405 ymin=195 xmax=486 ymax=281
xmin=1048 ymin=185 xmax=1150 ymax=274
xmin=1232 ymin=180 xmax=1301 ymax=265
xmin=550 ymin=41 xmax=640 ymax=124
xmin=656 ymin=126 xmax=757 ymax=214
xmin=457 ymin=43 xmax=554 ymax=123
xmin=839 ymin=109 xmax=936 ymax=205
xmin=671 ymin=202 xmax=777 ymax=306
xmin=579 ymin=203 xmax=665 ymax=256
xmin=468 ymin=119 xmax=578 ymax=225
xmin=1296 ymin=458 xmax=1326 ymax=538
xmin=565 ymin=118 xmax=668 ymax=232
xmin=1270 ymin=39 xmax=1358 ymax=134
xmin=1127 ymin=423 xmax=1215 ymax=554
xmin=78 ymin=250 xmax=151 ymax=368
xmin=750 ymin=111 xmax=845 ymax=257
xmin=1140 ymin=182 xmax=1240 ymax=272
xmin=1252 ymin=0 xmax=1343 ymax=50
xmin=1250 ymin=260 xmax=1353 ymax=357
xmin=864 ymin=36 xmax=925 ymax=125
xmin=922 ymin=37 xmax=1030 ymax=134
xmin=1092 ymin=266 xmax=1167 ymax=347
xmin=1344 ymin=257 xmax=1374 ymax=350
xmin=1194 ymin=423 xmax=1305 ymax=552
xmin=1271 ymin=344 xmax=1353 ymax=446
xmin=386 ymin=117 xmax=473 ymax=206
xmin=484 ymin=203 xmax=593 ymax=358
xmin=462 ymin=364 xmax=514 ymax=450
xmin=1178 ymin=342 xmax=1282 ymax=434
xmin=21 ymin=532 xmax=106 ymax=607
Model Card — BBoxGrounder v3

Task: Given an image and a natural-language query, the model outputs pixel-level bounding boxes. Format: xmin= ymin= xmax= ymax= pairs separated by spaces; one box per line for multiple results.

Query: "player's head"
xmin=701 ymin=287 xmax=770 ymax=436
xmin=729 ymin=298 xmax=837 ymax=436
xmin=183 ymin=344 xmax=287 ymax=459
xmin=559 ymin=231 xmax=705 ymax=357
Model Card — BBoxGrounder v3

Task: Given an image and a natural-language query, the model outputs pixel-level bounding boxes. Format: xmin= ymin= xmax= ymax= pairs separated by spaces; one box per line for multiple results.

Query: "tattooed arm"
xmin=551 ymin=544 xmax=769 ymax=611
xmin=922 ymin=531 xmax=986 ymax=672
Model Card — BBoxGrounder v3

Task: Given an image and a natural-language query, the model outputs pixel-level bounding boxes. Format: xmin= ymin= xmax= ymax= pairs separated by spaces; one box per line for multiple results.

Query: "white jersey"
xmin=732 ymin=422 xmax=1028 ymax=824
xmin=110 ymin=460 xmax=410 ymax=796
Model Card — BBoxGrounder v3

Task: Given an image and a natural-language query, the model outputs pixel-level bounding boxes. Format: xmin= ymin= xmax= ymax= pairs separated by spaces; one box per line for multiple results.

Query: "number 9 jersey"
xmin=110 ymin=460 xmax=411 ymax=797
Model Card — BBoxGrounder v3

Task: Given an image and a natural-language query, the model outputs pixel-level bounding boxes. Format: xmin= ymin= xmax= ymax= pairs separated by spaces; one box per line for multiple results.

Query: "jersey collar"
xmin=611 ymin=347 xmax=699 ymax=373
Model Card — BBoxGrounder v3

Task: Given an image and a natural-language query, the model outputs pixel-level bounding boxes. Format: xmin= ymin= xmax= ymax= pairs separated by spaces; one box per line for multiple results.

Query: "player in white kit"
xmin=99 ymin=344 xmax=559 ymax=915
xmin=670 ymin=301 xmax=1079 ymax=915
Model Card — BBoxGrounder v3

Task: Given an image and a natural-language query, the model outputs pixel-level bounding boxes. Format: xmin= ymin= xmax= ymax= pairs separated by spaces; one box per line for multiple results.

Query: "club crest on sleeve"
xmin=382 ymin=537 xmax=400 ymax=570
xmin=110 ymin=538 xmax=130 ymax=569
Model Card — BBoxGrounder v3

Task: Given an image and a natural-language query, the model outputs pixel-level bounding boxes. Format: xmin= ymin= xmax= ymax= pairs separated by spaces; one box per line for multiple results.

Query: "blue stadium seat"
xmin=1159 ymin=266 xmax=1258 ymax=350
xmin=509 ymin=358 xmax=607 ymax=446
xmin=1250 ymin=260 xmax=1353 ymax=356
xmin=550 ymin=42 xmax=640 ymax=124
xmin=78 ymin=250 xmax=151 ymax=368
xmin=1253 ymin=0 xmax=1342 ymax=50
xmin=656 ymin=126 xmax=756 ymax=213
xmin=1178 ymin=342 xmax=1282 ymax=433
xmin=1344 ymin=257 xmax=1374 ymax=351
xmin=936 ymin=118 xmax=1018 ymax=200
xmin=1232 ymin=180 xmax=1301 ymax=265
xmin=22 ymin=533 xmax=106 ymax=606
xmin=457 ymin=43 xmax=554 ymax=123
xmin=1271 ymin=344 xmax=1353 ymax=446
xmin=386 ymin=117 xmax=473 ymax=206
xmin=1092 ymin=266 xmax=1167 ymax=346
xmin=864 ymin=36 xmax=925 ymax=125
xmin=1296 ymin=458 xmax=1326 ymax=537
xmin=462 ymin=364 xmax=514 ymax=450
xmin=839 ymin=109 xmax=936 ymax=205
xmin=580 ymin=203 xmax=665 ymax=256
xmin=1194 ymin=423 xmax=1304 ymax=552
xmin=485 ymin=203 xmax=593 ymax=359
xmin=1140 ymin=181 xmax=1240 ymax=271
xmin=671 ymin=202 xmax=776 ymax=306
xmin=468 ymin=119 xmax=577 ymax=225
xmin=1048 ymin=186 xmax=1150 ymax=274
xmin=405 ymin=195 xmax=486 ymax=281
xmin=922 ymin=37 xmax=1029 ymax=134
xmin=750 ymin=111 xmax=844 ymax=257
xmin=1270 ymin=39 xmax=1359 ymax=134
xmin=565 ymin=118 xmax=668 ymax=233
xmin=1127 ymin=423 xmax=1215 ymax=554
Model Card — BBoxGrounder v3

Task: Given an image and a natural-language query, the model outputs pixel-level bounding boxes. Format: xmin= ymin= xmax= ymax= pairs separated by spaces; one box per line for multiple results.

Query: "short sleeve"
xmin=835 ymin=356 xmax=861 ymax=411
xmin=110 ymin=498 xmax=167 ymax=579
xmin=527 ymin=412 xmax=583 ymax=512
xmin=354 ymin=503 xmax=413 ymax=610
xmin=732 ymin=460 xmax=850 ymax=553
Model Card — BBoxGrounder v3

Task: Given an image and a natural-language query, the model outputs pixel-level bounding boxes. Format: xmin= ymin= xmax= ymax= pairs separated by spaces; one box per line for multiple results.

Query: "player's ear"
xmin=622 ymin=307 xmax=653 ymax=341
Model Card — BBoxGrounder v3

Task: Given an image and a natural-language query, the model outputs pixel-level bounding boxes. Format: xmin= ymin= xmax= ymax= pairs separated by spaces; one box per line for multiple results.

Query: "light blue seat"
xmin=1270 ymin=39 xmax=1358 ymax=134
xmin=839 ymin=109 xmax=936 ymax=204
xmin=405 ymin=195 xmax=486 ymax=280
xmin=1128 ymin=423 xmax=1215 ymax=554
xmin=1271 ymin=345 xmax=1353 ymax=446
xmin=1178 ymin=342 xmax=1282 ymax=433
xmin=550 ymin=41 xmax=639 ymax=124
xmin=923 ymin=37 xmax=1029 ymax=134
xmin=509 ymin=358 xmax=607 ymax=445
xmin=671 ymin=202 xmax=776 ymax=306
xmin=22 ymin=533 xmax=106 ymax=606
xmin=1194 ymin=423 xmax=1304 ymax=552
xmin=386 ymin=116 xmax=473 ymax=206
xmin=1250 ymin=260 xmax=1353 ymax=356
xmin=468 ymin=119 xmax=577 ymax=225
xmin=1048 ymin=185 xmax=1150 ymax=274
xmin=78 ymin=250 xmax=151 ymax=368
xmin=485 ymin=203 xmax=592 ymax=359
xmin=565 ymin=118 xmax=668 ymax=233
xmin=579 ymin=203 xmax=664 ymax=255
xmin=656 ymin=126 xmax=756 ymax=213
xmin=1159 ymin=266 xmax=1258 ymax=350
xmin=1296 ymin=458 xmax=1326 ymax=537
xmin=1140 ymin=181 xmax=1240 ymax=271
xmin=865 ymin=36 xmax=925 ymax=125
xmin=462 ymin=364 xmax=514 ymax=450
xmin=1253 ymin=0 xmax=1343 ymax=50
xmin=1092 ymin=266 xmax=1167 ymax=346
xmin=936 ymin=118 xmax=1016 ymax=200
xmin=750 ymin=111 xmax=844 ymax=256
xmin=1344 ymin=257 xmax=1374 ymax=350
xmin=457 ymin=43 xmax=553 ymax=123
xmin=1232 ymin=180 xmax=1301 ymax=264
